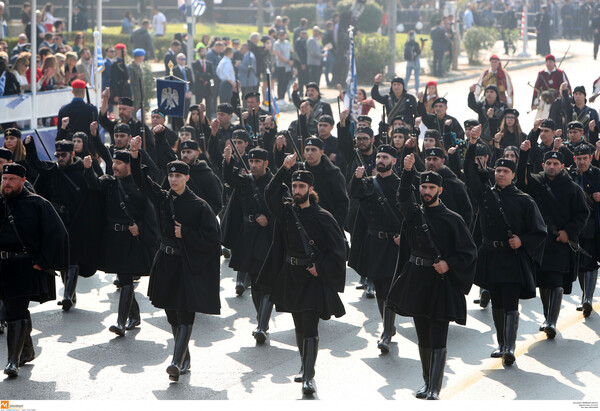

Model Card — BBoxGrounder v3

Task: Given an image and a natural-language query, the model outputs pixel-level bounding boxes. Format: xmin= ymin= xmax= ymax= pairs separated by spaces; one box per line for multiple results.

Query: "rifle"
xmin=295 ymin=108 xmax=305 ymax=154
xmin=557 ymin=44 xmax=571 ymax=69
xmin=139 ymin=76 xmax=147 ymax=151
xmin=34 ymin=129 xmax=52 ymax=160
xmin=229 ymin=137 xmax=269 ymax=212
xmin=337 ymin=96 xmax=341 ymax=118
xmin=354 ymin=147 xmax=370 ymax=183
xmin=266 ymin=68 xmax=274 ymax=124
xmin=284 ymin=129 xmax=305 ymax=170
xmin=549 ymin=226 xmax=592 ymax=258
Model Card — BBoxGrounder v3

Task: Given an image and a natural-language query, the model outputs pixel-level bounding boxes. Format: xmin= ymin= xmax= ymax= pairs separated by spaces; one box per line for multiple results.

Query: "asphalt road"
xmin=1 ymin=39 xmax=600 ymax=403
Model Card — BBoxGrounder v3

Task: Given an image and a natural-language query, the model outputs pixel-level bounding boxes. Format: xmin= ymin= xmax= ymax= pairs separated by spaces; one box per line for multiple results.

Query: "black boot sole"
xmin=502 ymin=353 xmax=515 ymax=366
xmin=254 ymin=330 xmax=267 ymax=343
xmin=109 ymin=325 xmax=126 ymax=337
xmin=302 ymin=381 xmax=316 ymax=395
xmin=377 ymin=340 xmax=390 ymax=353
xmin=4 ymin=365 xmax=18 ymax=378
xmin=235 ymin=285 xmax=245 ymax=296
xmin=61 ymin=299 xmax=74 ymax=311
xmin=582 ymin=302 xmax=593 ymax=317
xmin=125 ymin=319 xmax=141 ymax=330
xmin=479 ymin=290 xmax=490 ymax=308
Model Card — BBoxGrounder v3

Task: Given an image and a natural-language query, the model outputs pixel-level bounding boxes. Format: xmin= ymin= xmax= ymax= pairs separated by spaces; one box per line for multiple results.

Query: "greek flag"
xmin=344 ymin=26 xmax=357 ymax=121
xmin=178 ymin=0 xmax=206 ymax=16
xmin=91 ymin=35 xmax=104 ymax=88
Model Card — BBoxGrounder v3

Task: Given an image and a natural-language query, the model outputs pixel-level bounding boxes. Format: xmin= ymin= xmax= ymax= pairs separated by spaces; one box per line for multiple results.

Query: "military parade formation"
xmin=1 ymin=39 xmax=600 ymax=401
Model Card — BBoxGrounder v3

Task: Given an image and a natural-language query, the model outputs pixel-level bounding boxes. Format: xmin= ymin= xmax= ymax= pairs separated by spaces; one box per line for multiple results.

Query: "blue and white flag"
xmin=91 ymin=35 xmax=104 ymax=88
xmin=344 ymin=26 xmax=358 ymax=122
xmin=157 ymin=78 xmax=186 ymax=117
xmin=178 ymin=0 xmax=206 ymax=16
xmin=266 ymin=86 xmax=280 ymax=125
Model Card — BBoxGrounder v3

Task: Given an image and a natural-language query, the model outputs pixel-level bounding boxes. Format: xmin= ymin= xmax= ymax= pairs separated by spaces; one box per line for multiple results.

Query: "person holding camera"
xmin=404 ymin=31 xmax=426 ymax=94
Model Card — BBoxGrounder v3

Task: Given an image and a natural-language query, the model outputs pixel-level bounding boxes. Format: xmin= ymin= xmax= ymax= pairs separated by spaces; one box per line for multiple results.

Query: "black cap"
xmin=419 ymin=171 xmax=443 ymax=186
xmin=167 ymin=160 xmax=190 ymax=175
xmin=432 ymin=97 xmax=448 ymax=106
xmin=377 ymin=144 xmax=398 ymax=158
xmin=357 ymin=115 xmax=372 ymax=124
xmin=390 ymin=115 xmax=406 ymax=124
xmin=424 ymin=147 xmax=445 ymax=158
xmin=179 ymin=125 xmax=195 ymax=135
xmin=567 ymin=121 xmax=584 ymax=131
xmin=495 ymin=158 xmax=516 ymax=172
xmin=55 ymin=139 xmax=74 ymax=152
xmin=574 ymin=144 xmax=594 ymax=156
xmin=504 ymin=108 xmax=519 ymax=117
xmin=304 ymin=137 xmax=324 ymax=150
xmin=244 ymin=91 xmax=260 ymax=100
xmin=248 ymin=148 xmax=268 ymax=160
xmin=573 ymin=86 xmax=586 ymax=96
xmin=544 ymin=150 xmax=564 ymax=163
xmin=189 ymin=104 xmax=200 ymax=112
xmin=151 ymin=108 xmax=166 ymax=118
xmin=292 ymin=170 xmax=314 ymax=186
xmin=217 ymin=103 xmax=233 ymax=114
xmin=392 ymin=126 xmax=410 ymax=136
xmin=0 ymin=148 xmax=13 ymax=161
xmin=464 ymin=119 xmax=480 ymax=128
xmin=484 ymin=84 xmax=499 ymax=95
xmin=118 ymin=97 xmax=134 ymax=107
xmin=232 ymin=129 xmax=249 ymax=142
xmin=113 ymin=150 xmax=131 ymax=163
xmin=475 ymin=143 xmax=490 ymax=157
xmin=4 ymin=128 xmax=21 ymax=139
xmin=356 ymin=127 xmax=373 ymax=138
xmin=305 ymin=82 xmax=320 ymax=93
xmin=114 ymin=123 xmax=131 ymax=135
xmin=391 ymin=76 xmax=404 ymax=85
xmin=180 ymin=140 xmax=199 ymax=151
xmin=540 ymin=119 xmax=555 ymax=130
xmin=318 ymin=115 xmax=334 ymax=125
xmin=424 ymin=129 xmax=441 ymax=141
xmin=2 ymin=163 xmax=26 ymax=177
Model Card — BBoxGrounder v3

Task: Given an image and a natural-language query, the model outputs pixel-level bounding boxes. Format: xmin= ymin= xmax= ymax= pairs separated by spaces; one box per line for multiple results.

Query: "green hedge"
xmin=463 ymin=27 xmax=500 ymax=65
xmin=355 ymin=33 xmax=390 ymax=82
xmin=336 ymin=1 xmax=384 ymax=34
xmin=281 ymin=4 xmax=317 ymax=30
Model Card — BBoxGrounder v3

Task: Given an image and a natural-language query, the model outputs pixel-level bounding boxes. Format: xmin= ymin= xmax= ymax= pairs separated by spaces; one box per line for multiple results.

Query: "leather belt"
xmin=409 ymin=255 xmax=435 ymax=266
xmin=285 ymin=255 xmax=313 ymax=266
xmin=482 ymin=238 xmax=507 ymax=248
xmin=110 ymin=223 xmax=130 ymax=232
xmin=0 ymin=250 xmax=32 ymax=260
xmin=160 ymin=243 xmax=181 ymax=255
xmin=367 ymin=228 xmax=397 ymax=239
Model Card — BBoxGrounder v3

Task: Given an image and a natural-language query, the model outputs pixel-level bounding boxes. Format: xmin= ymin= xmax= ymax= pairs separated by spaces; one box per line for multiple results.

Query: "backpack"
xmin=404 ymin=41 xmax=417 ymax=62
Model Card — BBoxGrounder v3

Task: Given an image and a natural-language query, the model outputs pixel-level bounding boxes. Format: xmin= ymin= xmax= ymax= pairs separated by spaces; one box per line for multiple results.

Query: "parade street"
xmin=2 ymin=38 xmax=600 ymax=403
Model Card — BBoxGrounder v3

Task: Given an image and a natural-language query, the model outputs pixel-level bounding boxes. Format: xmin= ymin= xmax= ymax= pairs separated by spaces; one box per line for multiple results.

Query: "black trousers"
xmin=414 ymin=316 xmax=449 ymax=349
xmin=594 ymin=32 xmax=600 ymax=59
xmin=292 ymin=310 xmax=319 ymax=338
xmin=488 ymin=283 xmax=521 ymax=311
xmin=372 ymin=277 xmax=393 ymax=302
xmin=3 ymin=296 xmax=30 ymax=322
xmin=165 ymin=309 xmax=195 ymax=326
xmin=432 ymin=50 xmax=445 ymax=76
xmin=275 ymin=67 xmax=292 ymax=101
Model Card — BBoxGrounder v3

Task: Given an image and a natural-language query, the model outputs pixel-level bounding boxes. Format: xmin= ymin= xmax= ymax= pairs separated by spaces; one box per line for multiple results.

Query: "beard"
xmin=376 ymin=162 xmax=392 ymax=172
xmin=293 ymin=192 xmax=309 ymax=205
xmin=1 ymin=186 xmax=22 ymax=199
xmin=359 ymin=143 xmax=372 ymax=153
xmin=421 ymin=192 xmax=439 ymax=206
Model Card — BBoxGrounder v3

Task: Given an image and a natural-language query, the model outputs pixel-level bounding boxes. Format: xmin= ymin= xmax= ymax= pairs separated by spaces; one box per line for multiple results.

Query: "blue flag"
xmin=157 ymin=78 xmax=186 ymax=117
xmin=344 ymin=26 xmax=358 ymax=122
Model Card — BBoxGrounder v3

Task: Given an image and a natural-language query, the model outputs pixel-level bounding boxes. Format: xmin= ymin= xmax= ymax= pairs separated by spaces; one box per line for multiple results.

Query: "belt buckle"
xmin=378 ymin=231 xmax=385 ymax=239
xmin=165 ymin=245 xmax=174 ymax=254
xmin=114 ymin=224 xmax=120 ymax=231
xmin=493 ymin=241 xmax=502 ymax=248
xmin=415 ymin=256 xmax=423 ymax=266
xmin=290 ymin=256 xmax=297 ymax=265
xmin=0 ymin=251 xmax=7 ymax=259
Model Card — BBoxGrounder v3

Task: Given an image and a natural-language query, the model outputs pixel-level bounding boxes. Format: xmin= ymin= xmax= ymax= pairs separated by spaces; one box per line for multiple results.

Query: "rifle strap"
xmin=418 ymin=205 xmax=442 ymax=261
xmin=4 ymin=200 xmax=28 ymax=252
xmin=371 ymin=176 xmax=403 ymax=232
xmin=489 ymin=186 xmax=515 ymax=237
xmin=116 ymin=179 xmax=135 ymax=224
xmin=290 ymin=204 xmax=320 ymax=258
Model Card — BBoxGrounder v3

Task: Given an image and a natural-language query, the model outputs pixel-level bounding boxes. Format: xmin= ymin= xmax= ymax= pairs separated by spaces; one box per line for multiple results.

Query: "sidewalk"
xmin=148 ymin=39 xmax=577 ymax=115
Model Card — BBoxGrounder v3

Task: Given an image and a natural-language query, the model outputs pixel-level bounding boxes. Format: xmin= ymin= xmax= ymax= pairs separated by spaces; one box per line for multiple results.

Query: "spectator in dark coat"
xmin=130 ymin=20 xmax=155 ymax=61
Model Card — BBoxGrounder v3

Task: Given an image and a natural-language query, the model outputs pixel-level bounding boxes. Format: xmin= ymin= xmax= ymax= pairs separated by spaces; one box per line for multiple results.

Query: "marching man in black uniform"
xmin=130 ymin=136 xmax=221 ymax=382
xmin=387 ymin=154 xmax=477 ymax=400
xmin=464 ymin=143 xmax=547 ymax=365
xmin=570 ymin=144 xmax=600 ymax=317
xmin=258 ymin=154 xmax=346 ymax=396
xmin=24 ymin=137 xmax=103 ymax=311
xmin=83 ymin=150 xmax=159 ymax=336
xmin=221 ymin=147 xmax=274 ymax=343
xmin=349 ymin=145 xmax=403 ymax=353
xmin=517 ymin=143 xmax=589 ymax=339
xmin=0 ymin=163 xmax=68 ymax=378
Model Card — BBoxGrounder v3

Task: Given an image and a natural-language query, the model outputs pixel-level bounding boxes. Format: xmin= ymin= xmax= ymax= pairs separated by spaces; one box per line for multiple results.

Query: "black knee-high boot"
xmin=294 ymin=331 xmax=304 ymax=383
xmin=235 ymin=272 xmax=250 ymax=296
xmin=109 ymin=284 xmax=134 ymax=336
xmin=19 ymin=314 xmax=34 ymax=366
xmin=426 ymin=348 xmax=447 ymax=400
xmin=0 ymin=300 xmax=6 ymax=334
xmin=364 ymin=278 xmax=375 ymax=298
xmin=125 ymin=294 xmax=141 ymax=330
xmin=415 ymin=346 xmax=432 ymax=399
xmin=301 ymin=337 xmax=319 ymax=395
xmin=539 ymin=288 xmax=550 ymax=331
xmin=545 ymin=287 xmax=563 ymax=339
xmin=167 ymin=324 xmax=193 ymax=382
xmin=4 ymin=319 xmax=28 ymax=377
xmin=503 ymin=310 xmax=519 ymax=366
xmin=60 ymin=265 xmax=79 ymax=311
xmin=583 ymin=270 xmax=598 ymax=317
xmin=491 ymin=308 xmax=505 ymax=358
xmin=377 ymin=305 xmax=396 ymax=353
xmin=254 ymin=293 xmax=273 ymax=344
xmin=170 ymin=325 xmax=190 ymax=375
xmin=577 ymin=272 xmax=585 ymax=311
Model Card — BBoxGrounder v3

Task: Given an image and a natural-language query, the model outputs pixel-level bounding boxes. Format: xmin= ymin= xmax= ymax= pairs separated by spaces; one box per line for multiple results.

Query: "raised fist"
xmin=404 ymin=153 xmax=415 ymax=171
